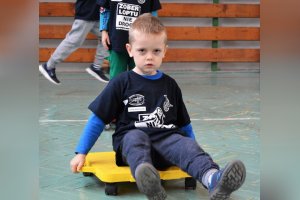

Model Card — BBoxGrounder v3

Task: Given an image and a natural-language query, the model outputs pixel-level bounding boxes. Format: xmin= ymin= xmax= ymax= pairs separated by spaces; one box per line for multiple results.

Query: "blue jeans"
xmin=120 ymin=129 xmax=219 ymax=183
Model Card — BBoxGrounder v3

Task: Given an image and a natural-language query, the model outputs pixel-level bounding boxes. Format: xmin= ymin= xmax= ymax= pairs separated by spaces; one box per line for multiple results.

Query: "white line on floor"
xmin=39 ymin=117 xmax=260 ymax=123
xmin=39 ymin=119 xmax=88 ymax=123
xmin=191 ymin=117 xmax=260 ymax=121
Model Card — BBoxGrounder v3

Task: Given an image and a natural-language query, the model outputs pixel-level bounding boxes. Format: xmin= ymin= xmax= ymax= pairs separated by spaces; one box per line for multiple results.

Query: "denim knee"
xmin=122 ymin=129 xmax=150 ymax=148
xmin=121 ymin=129 xmax=153 ymax=175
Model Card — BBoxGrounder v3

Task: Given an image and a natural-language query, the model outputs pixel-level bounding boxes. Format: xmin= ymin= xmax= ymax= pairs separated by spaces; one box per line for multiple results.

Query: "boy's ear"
xmin=162 ymin=45 xmax=168 ymax=58
xmin=126 ymin=43 xmax=133 ymax=57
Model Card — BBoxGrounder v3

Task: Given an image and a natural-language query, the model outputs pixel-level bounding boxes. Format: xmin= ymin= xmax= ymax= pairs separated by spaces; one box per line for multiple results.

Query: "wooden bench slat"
xmin=39 ymin=48 xmax=259 ymax=62
xmin=39 ymin=25 xmax=96 ymax=40
xmin=40 ymin=25 xmax=260 ymax=41
xmin=164 ymin=48 xmax=260 ymax=62
xmin=39 ymin=2 xmax=259 ymax=18
xmin=167 ymin=27 xmax=260 ymax=41
xmin=158 ymin=3 xmax=260 ymax=18
xmin=39 ymin=2 xmax=75 ymax=17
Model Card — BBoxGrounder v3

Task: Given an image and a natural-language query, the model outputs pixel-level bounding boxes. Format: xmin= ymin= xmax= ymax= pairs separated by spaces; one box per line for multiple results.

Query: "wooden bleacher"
xmin=39 ymin=2 xmax=260 ymax=70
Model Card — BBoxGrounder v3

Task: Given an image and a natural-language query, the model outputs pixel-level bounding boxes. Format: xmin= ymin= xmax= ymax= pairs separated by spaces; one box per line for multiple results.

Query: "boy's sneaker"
xmin=208 ymin=160 xmax=246 ymax=200
xmin=39 ymin=63 xmax=60 ymax=85
xmin=135 ymin=163 xmax=167 ymax=200
xmin=86 ymin=65 xmax=109 ymax=83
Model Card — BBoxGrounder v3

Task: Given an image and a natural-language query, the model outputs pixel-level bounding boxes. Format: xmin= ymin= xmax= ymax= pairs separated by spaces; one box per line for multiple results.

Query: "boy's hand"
xmin=101 ymin=30 xmax=110 ymax=50
xmin=70 ymin=154 xmax=86 ymax=173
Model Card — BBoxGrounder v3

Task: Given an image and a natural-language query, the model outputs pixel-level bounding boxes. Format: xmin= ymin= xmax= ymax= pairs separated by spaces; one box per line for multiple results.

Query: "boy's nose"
xmin=146 ymin=53 xmax=153 ymax=60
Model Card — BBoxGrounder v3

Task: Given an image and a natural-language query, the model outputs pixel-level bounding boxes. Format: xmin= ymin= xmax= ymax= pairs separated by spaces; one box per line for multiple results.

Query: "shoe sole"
xmin=210 ymin=160 xmax=246 ymax=200
xmin=86 ymin=68 xmax=109 ymax=83
xmin=135 ymin=163 xmax=167 ymax=200
xmin=39 ymin=64 xmax=60 ymax=85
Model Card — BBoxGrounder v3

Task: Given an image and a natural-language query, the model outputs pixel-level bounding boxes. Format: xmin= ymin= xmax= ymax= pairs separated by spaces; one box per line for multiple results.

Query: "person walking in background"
xmin=39 ymin=0 xmax=109 ymax=85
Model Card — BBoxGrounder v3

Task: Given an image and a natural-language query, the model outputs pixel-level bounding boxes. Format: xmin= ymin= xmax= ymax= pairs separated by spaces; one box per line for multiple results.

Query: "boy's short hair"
xmin=129 ymin=13 xmax=167 ymax=44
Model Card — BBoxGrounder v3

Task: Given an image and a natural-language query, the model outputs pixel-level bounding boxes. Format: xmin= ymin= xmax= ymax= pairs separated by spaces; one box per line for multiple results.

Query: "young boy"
xmin=39 ymin=0 xmax=109 ymax=85
xmin=97 ymin=0 xmax=161 ymax=80
xmin=70 ymin=14 xmax=246 ymax=200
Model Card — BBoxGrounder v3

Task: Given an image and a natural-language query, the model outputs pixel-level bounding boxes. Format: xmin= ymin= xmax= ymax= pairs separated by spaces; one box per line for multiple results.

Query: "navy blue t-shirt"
xmin=97 ymin=0 xmax=161 ymax=52
xmin=75 ymin=0 xmax=100 ymax=21
xmin=88 ymin=71 xmax=191 ymax=151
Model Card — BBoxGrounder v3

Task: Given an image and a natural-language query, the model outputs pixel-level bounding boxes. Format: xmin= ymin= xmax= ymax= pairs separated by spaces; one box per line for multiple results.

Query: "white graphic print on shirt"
xmin=135 ymin=107 xmax=175 ymax=128
xmin=137 ymin=0 xmax=145 ymax=4
xmin=163 ymin=95 xmax=173 ymax=112
xmin=134 ymin=94 xmax=176 ymax=129
xmin=116 ymin=3 xmax=141 ymax=31
xmin=128 ymin=94 xmax=145 ymax=106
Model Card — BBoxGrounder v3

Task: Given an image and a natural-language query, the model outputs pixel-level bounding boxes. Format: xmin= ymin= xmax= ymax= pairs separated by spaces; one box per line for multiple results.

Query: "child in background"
xmin=97 ymin=0 xmax=161 ymax=80
xmin=39 ymin=0 xmax=109 ymax=85
xmin=70 ymin=14 xmax=246 ymax=200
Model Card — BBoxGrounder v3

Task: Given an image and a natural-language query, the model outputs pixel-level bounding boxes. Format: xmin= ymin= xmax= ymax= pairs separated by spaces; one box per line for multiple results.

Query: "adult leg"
xmin=85 ymin=22 xmax=110 ymax=83
xmin=47 ymin=20 xmax=93 ymax=69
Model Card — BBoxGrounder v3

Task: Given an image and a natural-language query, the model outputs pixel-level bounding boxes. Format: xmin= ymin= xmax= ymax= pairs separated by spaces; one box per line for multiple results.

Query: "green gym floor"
xmin=39 ymin=70 xmax=260 ymax=200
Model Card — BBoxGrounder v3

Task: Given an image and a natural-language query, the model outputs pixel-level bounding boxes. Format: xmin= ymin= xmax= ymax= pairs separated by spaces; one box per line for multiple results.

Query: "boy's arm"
xmin=100 ymin=7 xmax=111 ymax=49
xmin=174 ymin=82 xmax=195 ymax=139
xmin=70 ymin=113 xmax=105 ymax=173
xmin=150 ymin=0 xmax=162 ymax=16
xmin=151 ymin=10 xmax=158 ymax=17
xmin=100 ymin=7 xmax=110 ymax=31
xmin=75 ymin=113 xmax=105 ymax=154
xmin=70 ymin=154 xmax=86 ymax=173
xmin=180 ymin=123 xmax=196 ymax=140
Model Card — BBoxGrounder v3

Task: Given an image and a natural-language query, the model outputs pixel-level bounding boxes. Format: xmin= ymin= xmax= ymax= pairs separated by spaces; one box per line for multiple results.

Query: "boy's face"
xmin=126 ymin=30 xmax=167 ymax=76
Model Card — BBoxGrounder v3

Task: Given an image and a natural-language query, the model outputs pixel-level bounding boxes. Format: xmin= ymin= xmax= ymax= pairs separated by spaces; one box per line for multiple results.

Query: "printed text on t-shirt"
xmin=116 ymin=3 xmax=141 ymax=31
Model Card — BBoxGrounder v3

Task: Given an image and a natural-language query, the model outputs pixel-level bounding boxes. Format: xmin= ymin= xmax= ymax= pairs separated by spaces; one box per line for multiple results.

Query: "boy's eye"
xmin=138 ymin=49 xmax=145 ymax=53
xmin=154 ymin=49 xmax=161 ymax=54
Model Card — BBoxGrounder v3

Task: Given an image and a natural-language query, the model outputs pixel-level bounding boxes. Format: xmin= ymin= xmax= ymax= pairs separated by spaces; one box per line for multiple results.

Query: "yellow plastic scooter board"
xmin=81 ymin=152 xmax=197 ymax=195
